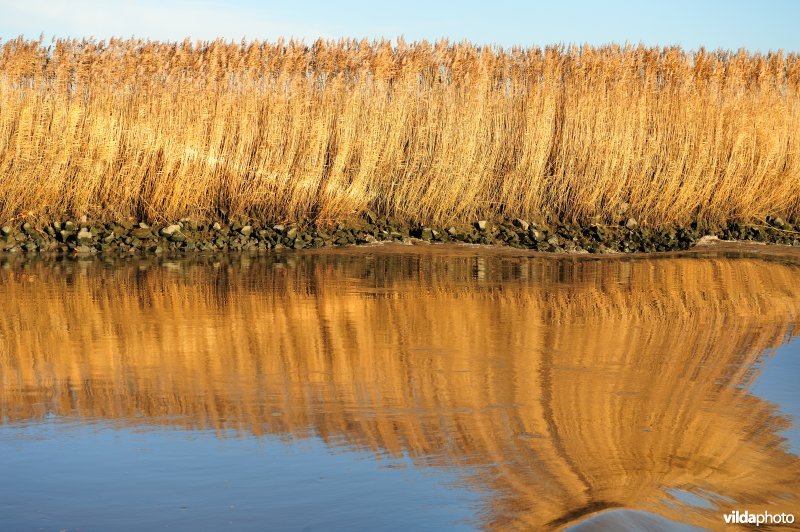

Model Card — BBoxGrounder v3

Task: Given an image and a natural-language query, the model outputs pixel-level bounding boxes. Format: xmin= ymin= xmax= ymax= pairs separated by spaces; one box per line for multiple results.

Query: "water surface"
xmin=2 ymin=245 xmax=799 ymax=530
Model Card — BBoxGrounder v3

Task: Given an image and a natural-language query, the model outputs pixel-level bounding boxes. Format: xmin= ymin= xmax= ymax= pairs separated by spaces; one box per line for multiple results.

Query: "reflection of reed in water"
xmin=1 ymin=251 xmax=799 ymax=530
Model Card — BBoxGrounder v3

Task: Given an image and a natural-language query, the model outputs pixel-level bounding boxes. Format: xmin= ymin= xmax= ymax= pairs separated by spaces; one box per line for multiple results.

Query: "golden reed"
xmin=1 ymin=38 xmax=799 ymax=226
xmin=1 ymin=250 xmax=799 ymax=529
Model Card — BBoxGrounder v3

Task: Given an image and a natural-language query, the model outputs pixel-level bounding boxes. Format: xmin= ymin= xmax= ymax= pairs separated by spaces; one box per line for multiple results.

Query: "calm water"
xmin=1 ymin=245 xmax=799 ymax=531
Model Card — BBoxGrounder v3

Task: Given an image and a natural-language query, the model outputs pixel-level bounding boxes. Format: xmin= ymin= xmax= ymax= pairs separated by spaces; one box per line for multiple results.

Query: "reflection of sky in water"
xmin=749 ymin=337 xmax=800 ymax=454
xmin=666 ymin=489 xmax=716 ymax=510
xmin=0 ymin=423 xmax=482 ymax=531
xmin=569 ymin=509 xmax=702 ymax=531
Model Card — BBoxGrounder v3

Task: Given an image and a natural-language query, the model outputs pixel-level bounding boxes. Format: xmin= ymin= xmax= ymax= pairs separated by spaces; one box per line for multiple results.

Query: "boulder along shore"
xmin=1 ymin=215 xmax=799 ymax=256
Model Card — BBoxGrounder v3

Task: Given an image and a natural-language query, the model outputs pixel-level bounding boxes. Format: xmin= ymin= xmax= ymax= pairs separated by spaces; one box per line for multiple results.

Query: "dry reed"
xmin=1 ymin=37 xmax=799 ymax=225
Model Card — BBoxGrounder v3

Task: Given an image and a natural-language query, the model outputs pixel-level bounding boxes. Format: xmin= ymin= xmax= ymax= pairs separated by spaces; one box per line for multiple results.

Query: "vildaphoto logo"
xmin=723 ymin=510 xmax=795 ymax=526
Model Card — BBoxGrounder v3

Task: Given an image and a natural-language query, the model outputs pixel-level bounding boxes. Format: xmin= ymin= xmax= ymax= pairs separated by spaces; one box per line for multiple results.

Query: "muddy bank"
xmin=1 ymin=215 xmax=798 ymax=256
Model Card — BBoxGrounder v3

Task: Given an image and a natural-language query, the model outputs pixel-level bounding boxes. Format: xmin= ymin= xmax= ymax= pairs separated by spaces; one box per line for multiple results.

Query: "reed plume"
xmin=1 ymin=37 xmax=799 ymax=225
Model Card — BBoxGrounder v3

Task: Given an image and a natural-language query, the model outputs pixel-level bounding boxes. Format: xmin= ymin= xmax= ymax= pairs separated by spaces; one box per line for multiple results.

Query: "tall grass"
xmin=1 ymin=37 xmax=799 ymax=225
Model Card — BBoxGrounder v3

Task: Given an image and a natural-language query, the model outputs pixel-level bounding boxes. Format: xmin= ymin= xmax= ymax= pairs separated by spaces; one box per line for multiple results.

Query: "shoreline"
xmin=1 ymin=216 xmax=798 ymax=257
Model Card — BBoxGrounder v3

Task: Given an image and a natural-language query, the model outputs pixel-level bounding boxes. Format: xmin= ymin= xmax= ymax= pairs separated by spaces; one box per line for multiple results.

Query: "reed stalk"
xmin=1 ymin=37 xmax=798 ymax=225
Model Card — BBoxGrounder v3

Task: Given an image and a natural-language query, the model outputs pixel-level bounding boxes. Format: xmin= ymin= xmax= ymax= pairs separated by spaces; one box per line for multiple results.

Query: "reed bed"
xmin=1 ymin=37 xmax=799 ymax=226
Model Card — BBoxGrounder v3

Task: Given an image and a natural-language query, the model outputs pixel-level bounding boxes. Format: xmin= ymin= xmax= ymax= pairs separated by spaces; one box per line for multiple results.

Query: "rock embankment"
xmin=1 ymin=215 xmax=798 ymax=255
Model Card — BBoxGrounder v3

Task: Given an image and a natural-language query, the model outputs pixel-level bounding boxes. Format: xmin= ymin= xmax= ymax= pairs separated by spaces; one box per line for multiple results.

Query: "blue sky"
xmin=0 ymin=0 xmax=798 ymax=52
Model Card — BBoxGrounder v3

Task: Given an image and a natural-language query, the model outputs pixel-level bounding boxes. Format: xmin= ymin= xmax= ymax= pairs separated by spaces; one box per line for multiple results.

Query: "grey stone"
xmin=273 ymin=224 xmax=286 ymax=233
xmin=212 ymin=222 xmax=222 ymax=231
xmin=0 ymin=226 xmax=11 ymax=236
xmin=161 ymin=224 xmax=182 ymax=236
xmin=240 ymin=225 xmax=253 ymax=237
xmin=475 ymin=220 xmax=489 ymax=231
xmin=286 ymin=227 xmax=298 ymax=240
xmin=77 ymin=229 xmax=93 ymax=243
xmin=625 ymin=218 xmax=639 ymax=230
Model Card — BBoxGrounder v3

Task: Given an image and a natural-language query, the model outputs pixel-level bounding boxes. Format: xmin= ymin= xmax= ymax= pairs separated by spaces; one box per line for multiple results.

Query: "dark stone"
xmin=131 ymin=227 xmax=153 ymax=239
xmin=513 ymin=218 xmax=530 ymax=231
